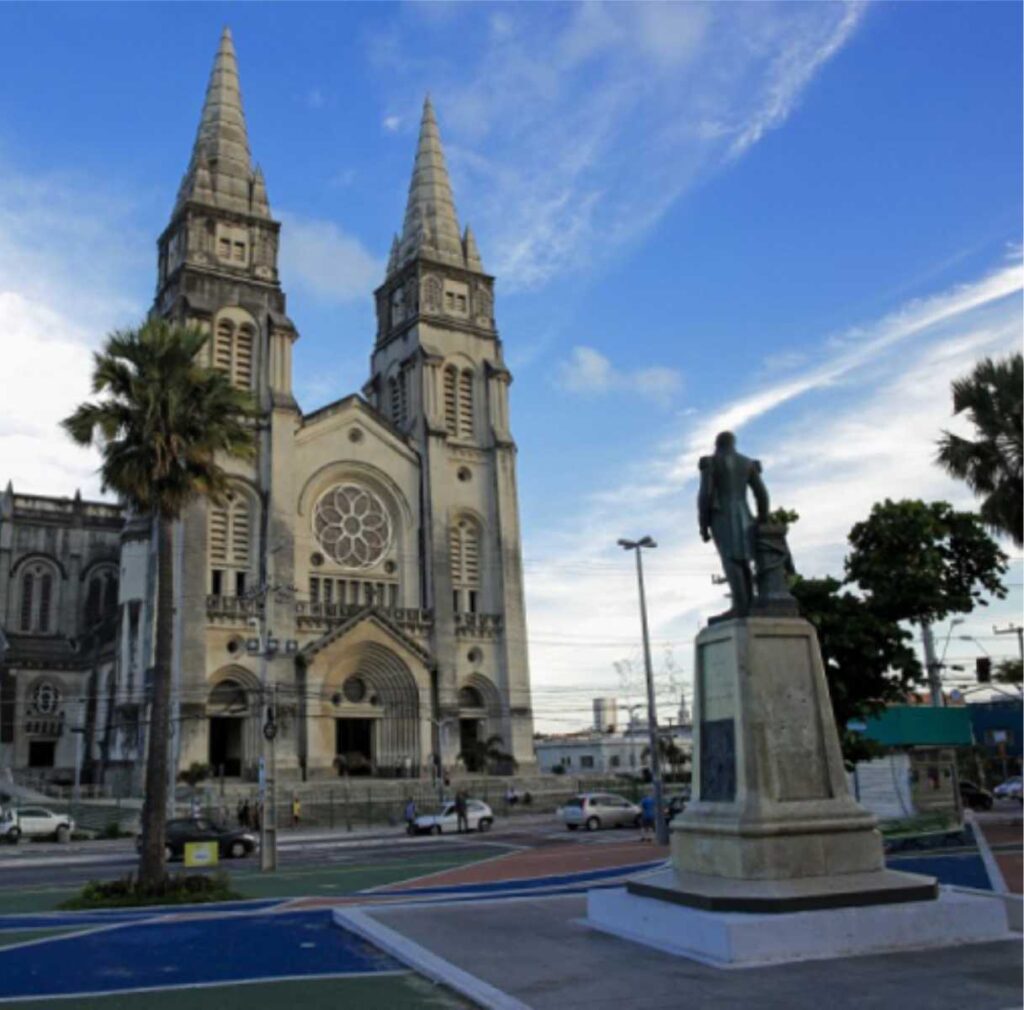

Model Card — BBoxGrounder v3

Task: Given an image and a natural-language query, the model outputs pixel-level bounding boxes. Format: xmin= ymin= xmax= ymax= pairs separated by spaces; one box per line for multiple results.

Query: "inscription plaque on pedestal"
xmin=700 ymin=718 xmax=736 ymax=802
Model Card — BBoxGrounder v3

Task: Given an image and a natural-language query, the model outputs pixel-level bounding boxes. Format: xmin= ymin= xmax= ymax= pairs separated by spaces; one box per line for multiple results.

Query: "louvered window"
xmin=37 ymin=574 xmax=52 ymax=633
xmin=214 ymin=320 xmax=234 ymax=375
xmin=443 ymin=366 xmax=458 ymax=436
xmin=235 ymin=325 xmax=254 ymax=389
xmin=458 ymin=370 xmax=474 ymax=439
xmin=19 ymin=573 xmax=34 ymax=631
xmin=450 ymin=518 xmax=481 ymax=613
xmin=208 ymin=494 xmax=252 ymax=594
xmin=212 ymin=318 xmax=254 ymax=390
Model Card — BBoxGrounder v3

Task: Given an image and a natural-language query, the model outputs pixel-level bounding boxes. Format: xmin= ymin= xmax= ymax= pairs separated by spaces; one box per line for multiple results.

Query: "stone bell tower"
xmin=366 ymin=99 xmax=535 ymax=768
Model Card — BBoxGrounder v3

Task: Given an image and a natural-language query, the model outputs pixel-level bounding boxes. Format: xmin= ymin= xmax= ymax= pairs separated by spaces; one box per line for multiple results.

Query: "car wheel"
xmin=7 ymin=827 xmax=20 ymax=845
xmin=230 ymin=840 xmax=246 ymax=858
xmin=431 ymin=824 xmax=442 ymax=836
xmin=585 ymin=816 xmax=600 ymax=832
xmin=55 ymin=825 xmax=70 ymax=844
xmin=479 ymin=818 xmax=492 ymax=833
xmin=566 ymin=824 xmax=578 ymax=831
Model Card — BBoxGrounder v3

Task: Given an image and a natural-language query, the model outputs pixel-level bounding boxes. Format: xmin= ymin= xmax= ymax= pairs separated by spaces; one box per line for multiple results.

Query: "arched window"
xmin=17 ymin=561 xmax=58 ymax=634
xmin=458 ymin=369 xmax=474 ymax=439
xmin=450 ymin=517 xmax=481 ymax=614
xmin=83 ymin=567 xmax=118 ymax=630
xmin=443 ymin=365 xmax=458 ymax=436
xmin=208 ymin=492 xmax=253 ymax=597
xmin=212 ymin=316 xmax=255 ymax=390
xmin=388 ymin=371 xmax=408 ymax=428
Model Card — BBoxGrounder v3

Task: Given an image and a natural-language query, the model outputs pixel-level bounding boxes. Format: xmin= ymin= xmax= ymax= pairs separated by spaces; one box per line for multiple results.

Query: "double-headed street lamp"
xmin=618 ymin=536 xmax=669 ymax=846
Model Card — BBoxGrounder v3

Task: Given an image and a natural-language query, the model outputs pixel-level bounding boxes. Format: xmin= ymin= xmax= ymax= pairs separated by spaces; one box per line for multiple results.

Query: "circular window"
xmin=342 ymin=677 xmax=367 ymax=704
xmin=227 ymin=637 xmax=243 ymax=655
xmin=310 ymin=552 xmax=324 ymax=568
xmin=383 ymin=560 xmax=397 ymax=575
xmin=457 ymin=467 xmax=472 ymax=483
xmin=348 ymin=428 xmax=364 ymax=443
xmin=312 ymin=484 xmax=392 ymax=570
xmin=467 ymin=647 xmax=483 ymax=665
xmin=32 ymin=682 xmax=61 ymax=716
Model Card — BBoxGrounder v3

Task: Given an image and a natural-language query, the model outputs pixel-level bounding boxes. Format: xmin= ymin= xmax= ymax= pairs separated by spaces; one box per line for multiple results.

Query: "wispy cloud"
xmin=523 ymin=257 xmax=1024 ymax=725
xmin=556 ymin=346 xmax=682 ymax=405
xmin=370 ymin=2 xmax=866 ymax=290
xmin=278 ymin=212 xmax=383 ymax=304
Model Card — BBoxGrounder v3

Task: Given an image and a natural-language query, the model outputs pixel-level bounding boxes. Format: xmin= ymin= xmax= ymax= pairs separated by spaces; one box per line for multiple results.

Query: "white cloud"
xmin=0 ymin=163 xmax=150 ymax=498
xmin=278 ymin=213 xmax=383 ymax=304
xmin=370 ymin=2 xmax=865 ymax=289
xmin=382 ymin=115 xmax=401 ymax=133
xmin=523 ymin=259 xmax=1024 ymax=729
xmin=557 ymin=346 xmax=682 ymax=405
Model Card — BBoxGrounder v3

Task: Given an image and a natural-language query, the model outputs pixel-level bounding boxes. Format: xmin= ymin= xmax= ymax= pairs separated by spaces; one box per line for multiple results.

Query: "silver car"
xmin=559 ymin=793 xmax=640 ymax=831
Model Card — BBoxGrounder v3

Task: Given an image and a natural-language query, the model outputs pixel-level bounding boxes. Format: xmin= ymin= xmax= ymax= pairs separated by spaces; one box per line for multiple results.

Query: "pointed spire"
xmin=175 ymin=28 xmax=269 ymax=218
xmin=463 ymin=225 xmax=483 ymax=272
xmin=396 ymin=96 xmax=463 ymax=270
xmin=386 ymin=234 xmax=400 ymax=276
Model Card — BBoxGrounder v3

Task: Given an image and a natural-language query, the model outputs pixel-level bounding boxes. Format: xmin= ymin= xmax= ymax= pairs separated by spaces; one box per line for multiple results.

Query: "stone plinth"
xmin=672 ymin=617 xmax=884 ymax=881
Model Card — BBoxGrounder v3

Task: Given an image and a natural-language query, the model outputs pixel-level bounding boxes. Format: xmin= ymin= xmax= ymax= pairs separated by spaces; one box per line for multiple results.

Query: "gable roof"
xmin=300 ymin=606 xmax=434 ymax=669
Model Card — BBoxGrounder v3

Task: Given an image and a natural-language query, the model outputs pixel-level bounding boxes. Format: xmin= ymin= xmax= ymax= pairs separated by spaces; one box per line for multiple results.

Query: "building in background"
xmin=0 ymin=29 xmax=534 ymax=790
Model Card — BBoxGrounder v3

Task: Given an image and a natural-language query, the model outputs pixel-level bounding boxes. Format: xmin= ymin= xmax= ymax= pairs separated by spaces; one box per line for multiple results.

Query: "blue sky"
xmin=0 ymin=2 xmax=1020 ymax=730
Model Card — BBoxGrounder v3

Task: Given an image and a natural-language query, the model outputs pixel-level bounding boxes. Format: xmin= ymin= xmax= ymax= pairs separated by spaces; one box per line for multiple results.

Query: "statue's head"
xmin=715 ymin=431 xmax=736 ymax=451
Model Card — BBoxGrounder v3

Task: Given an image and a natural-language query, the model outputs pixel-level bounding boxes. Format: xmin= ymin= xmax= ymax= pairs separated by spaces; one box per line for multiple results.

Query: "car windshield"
xmin=565 ymin=797 xmax=584 ymax=809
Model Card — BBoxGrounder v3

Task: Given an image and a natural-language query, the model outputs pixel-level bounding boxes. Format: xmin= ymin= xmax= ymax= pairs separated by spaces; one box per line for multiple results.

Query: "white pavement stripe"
xmin=967 ymin=810 xmax=1011 ymax=895
xmin=334 ymin=907 xmax=533 ymax=1010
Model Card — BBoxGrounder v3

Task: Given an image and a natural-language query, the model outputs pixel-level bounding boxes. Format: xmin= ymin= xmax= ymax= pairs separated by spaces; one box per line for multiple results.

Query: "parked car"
xmin=993 ymin=776 xmax=1023 ymax=802
xmin=412 ymin=800 xmax=494 ymax=835
xmin=136 ymin=818 xmax=257 ymax=861
xmin=959 ymin=780 xmax=994 ymax=811
xmin=0 ymin=807 xmax=75 ymax=843
xmin=559 ymin=793 xmax=641 ymax=831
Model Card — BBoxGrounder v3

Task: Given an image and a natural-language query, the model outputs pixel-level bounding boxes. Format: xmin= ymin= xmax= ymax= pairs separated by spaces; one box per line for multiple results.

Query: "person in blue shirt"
xmin=640 ymin=794 xmax=656 ymax=842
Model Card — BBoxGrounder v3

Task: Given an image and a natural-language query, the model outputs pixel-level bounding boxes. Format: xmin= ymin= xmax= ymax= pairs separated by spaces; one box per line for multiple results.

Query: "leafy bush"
xmin=60 ymin=872 xmax=241 ymax=909
xmin=99 ymin=821 xmax=129 ymax=839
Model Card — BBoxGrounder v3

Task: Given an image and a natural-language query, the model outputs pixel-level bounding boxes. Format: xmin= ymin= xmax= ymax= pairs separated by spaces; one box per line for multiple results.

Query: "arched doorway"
xmin=207 ymin=677 xmax=253 ymax=778
xmin=324 ymin=642 xmax=421 ymax=776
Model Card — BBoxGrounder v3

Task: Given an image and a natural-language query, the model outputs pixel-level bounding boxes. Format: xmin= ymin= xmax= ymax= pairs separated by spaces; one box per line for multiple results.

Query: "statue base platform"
xmin=586 ymin=880 xmax=1011 ymax=967
xmin=626 ymin=865 xmax=936 ymax=913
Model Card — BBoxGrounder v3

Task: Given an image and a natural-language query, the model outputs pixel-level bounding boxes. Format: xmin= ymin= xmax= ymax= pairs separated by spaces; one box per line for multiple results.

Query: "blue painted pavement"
xmin=0 ymin=910 xmax=398 ymax=1000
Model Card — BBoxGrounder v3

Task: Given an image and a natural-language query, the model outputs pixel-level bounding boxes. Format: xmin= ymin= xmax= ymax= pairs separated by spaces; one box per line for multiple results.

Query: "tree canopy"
xmin=937 ymin=353 xmax=1023 ymax=547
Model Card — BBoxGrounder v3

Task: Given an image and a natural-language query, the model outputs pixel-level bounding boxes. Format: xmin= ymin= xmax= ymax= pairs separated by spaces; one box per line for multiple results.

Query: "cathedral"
xmin=0 ymin=29 xmax=535 ymax=791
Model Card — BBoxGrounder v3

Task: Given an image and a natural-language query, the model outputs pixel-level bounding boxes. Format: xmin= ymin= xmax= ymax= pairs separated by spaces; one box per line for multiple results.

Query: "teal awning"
xmin=860 ymin=705 xmax=973 ymax=747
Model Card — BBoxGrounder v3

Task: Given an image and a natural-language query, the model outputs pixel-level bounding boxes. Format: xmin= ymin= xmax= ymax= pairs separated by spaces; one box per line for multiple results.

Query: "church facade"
xmin=0 ymin=30 xmax=534 ymax=789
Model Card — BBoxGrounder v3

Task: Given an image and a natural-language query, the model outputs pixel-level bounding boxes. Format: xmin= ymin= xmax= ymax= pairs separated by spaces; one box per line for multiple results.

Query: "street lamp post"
xmin=618 ymin=536 xmax=668 ymax=846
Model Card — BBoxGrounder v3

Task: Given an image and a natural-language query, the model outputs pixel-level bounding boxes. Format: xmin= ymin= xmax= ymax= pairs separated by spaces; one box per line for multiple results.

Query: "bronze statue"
xmin=699 ymin=432 xmax=768 ymax=620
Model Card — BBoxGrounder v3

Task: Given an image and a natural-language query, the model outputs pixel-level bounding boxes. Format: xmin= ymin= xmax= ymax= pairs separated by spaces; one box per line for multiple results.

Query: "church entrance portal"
xmin=336 ymin=718 xmax=374 ymax=774
xmin=209 ymin=717 xmax=243 ymax=778
xmin=459 ymin=718 xmax=480 ymax=758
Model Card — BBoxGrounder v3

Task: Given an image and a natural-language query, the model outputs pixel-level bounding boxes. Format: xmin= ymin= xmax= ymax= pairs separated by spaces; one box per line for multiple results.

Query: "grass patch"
xmin=879 ymin=812 xmax=961 ymax=838
xmin=59 ymin=872 xmax=241 ymax=910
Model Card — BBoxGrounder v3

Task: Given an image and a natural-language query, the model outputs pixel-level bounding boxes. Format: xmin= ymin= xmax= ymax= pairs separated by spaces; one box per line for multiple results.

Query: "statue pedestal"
xmin=586 ymin=618 xmax=1012 ymax=964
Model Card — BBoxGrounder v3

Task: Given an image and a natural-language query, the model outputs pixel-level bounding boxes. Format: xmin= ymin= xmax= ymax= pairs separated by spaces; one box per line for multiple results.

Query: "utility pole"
xmin=994 ymin=623 xmax=1024 ymax=663
xmin=921 ymin=621 xmax=944 ymax=707
xmin=618 ymin=537 xmax=668 ymax=846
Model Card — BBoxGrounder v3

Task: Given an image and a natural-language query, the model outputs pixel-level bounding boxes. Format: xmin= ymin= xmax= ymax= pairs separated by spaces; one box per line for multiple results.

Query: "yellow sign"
xmin=184 ymin=841 xmax=219 ymax=868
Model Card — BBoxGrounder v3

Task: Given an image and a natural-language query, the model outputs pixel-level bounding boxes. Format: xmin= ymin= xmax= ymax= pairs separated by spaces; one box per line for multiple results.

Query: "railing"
xmin=455 ymin=612 xmax=504 ymax=638
xmin=205 ymin=595 xmax=260 ymax=621
xmin=295 ymin=601 xmax=433 ymax=636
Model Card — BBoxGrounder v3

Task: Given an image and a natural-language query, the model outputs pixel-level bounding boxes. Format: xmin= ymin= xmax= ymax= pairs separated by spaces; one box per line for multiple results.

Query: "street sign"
xmin=184 ymin=841 xmax=218 ymax=868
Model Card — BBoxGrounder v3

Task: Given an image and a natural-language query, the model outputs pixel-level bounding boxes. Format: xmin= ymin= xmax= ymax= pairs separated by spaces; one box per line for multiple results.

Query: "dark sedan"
xmin=137 ymin=818 xmax=257 ymax=861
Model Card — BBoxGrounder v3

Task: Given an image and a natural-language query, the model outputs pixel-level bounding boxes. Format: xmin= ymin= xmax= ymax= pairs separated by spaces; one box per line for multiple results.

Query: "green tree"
xmin=845 ymin=500 xmax=1008 ymax=624
xmin=62 ymin=320 xmax=256 ymax=887
xmin=458 ymin=734 xmax=518 ymax=775
xmin=995 ymin=658 xmax=1023 ymax=685
xmin=937 ymin=353 xmax=1023 ymax=547
xmin=792 ymin=577 xmax=922 ymax=762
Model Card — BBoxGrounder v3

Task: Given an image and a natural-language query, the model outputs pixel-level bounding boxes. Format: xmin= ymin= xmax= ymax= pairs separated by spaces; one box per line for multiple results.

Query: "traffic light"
xmin=975 ymin=657 xmax=991 ymax=683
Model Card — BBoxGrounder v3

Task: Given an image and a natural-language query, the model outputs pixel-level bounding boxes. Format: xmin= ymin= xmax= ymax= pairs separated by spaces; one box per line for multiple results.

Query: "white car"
xmin=993 ymin=776 xmax=1023 ymax=801
xmin=412 ymin=799 xmax=494 ymax=835
xmin=0 ymin=807 xmax=75 ymax=843
xmin=559 ymin=793 xmax=641 ymax=831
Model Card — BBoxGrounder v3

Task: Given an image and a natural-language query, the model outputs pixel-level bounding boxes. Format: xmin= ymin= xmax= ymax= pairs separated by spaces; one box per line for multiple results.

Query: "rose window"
xmin=312 ymin=484 xmax=392 ymax=569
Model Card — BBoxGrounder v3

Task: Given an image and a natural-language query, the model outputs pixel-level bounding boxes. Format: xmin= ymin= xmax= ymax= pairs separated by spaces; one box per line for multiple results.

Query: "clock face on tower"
xmin=312 ymin=483 xmax=392 ymax=570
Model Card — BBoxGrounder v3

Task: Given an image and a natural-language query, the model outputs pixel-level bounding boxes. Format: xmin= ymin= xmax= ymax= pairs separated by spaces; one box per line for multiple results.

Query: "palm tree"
xmin=458 ymin=734 xmax=518 ymax=775
xmin=63 ymin=320 xmax=257 ymax=887
xmin=937 ymin=353 xmax=1023 ymax=546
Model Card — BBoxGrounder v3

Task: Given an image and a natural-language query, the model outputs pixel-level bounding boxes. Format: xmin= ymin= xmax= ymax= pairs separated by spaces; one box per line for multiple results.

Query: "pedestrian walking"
xmin=404 ymin=796 xmax=417 ymax=835
xmin=455 ymin=791 xmax=468 ymax=834
xmin=291 ymin=794 xmax=301 ymax=828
